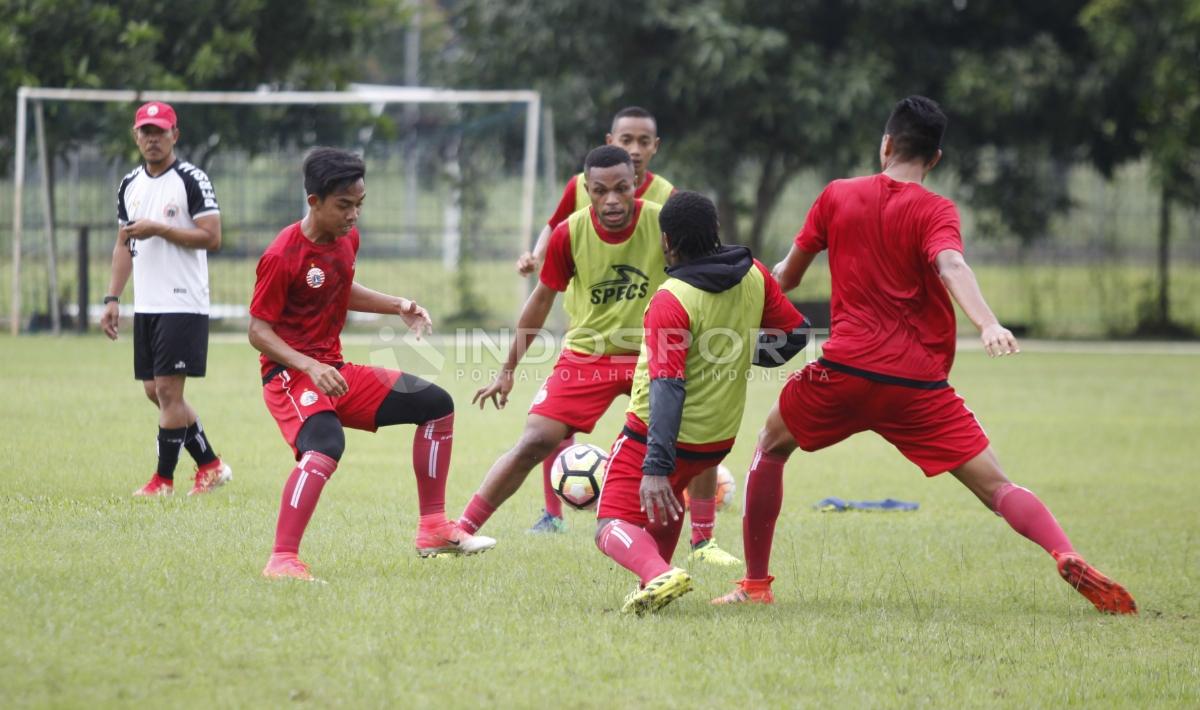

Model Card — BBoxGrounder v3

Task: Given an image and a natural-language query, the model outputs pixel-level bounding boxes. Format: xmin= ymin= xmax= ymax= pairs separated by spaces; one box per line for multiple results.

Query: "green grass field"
xmin=1 ymin=335 xmax=1198 ymax=707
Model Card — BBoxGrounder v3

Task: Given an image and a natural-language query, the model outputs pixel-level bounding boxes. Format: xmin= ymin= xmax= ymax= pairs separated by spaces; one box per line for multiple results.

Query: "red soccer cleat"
xmin=133 ymin=474 xmax=174 ymax=497
xmin=1054 ymin=552 xmax=1137 ymax=615
xmin=415 ymin=519 xmax=497 ymax=558
xmin=262 ymin=553 xmax=316 ymax=582
xmin=189 ymin=460 xmax=232 ymax=496
xmin=711 ymin=576 xmax=775 ymax=605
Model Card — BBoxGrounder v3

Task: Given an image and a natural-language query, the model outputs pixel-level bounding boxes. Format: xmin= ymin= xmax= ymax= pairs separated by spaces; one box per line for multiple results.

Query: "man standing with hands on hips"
xmin=101 ymin=101 xmax=232 ymax=497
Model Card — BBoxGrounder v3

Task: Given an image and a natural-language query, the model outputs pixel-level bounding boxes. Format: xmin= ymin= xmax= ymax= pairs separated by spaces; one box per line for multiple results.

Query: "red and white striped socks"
xmin=272 ymin=451 xmax=338 ymax=555
xmin=597 ymin=519 xmax=673 ymax=586
xmin=412 ymin=412 xmax=454 ymax=518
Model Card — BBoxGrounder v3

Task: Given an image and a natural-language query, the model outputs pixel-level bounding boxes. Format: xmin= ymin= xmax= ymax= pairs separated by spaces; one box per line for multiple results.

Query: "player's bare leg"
xmin=133 ymin=375 xmax=229 ymax=497
xmin=686 ymin=467 xmax=741 ymax=566
xmin=142 ymin=379 xmax=160 ymax=407
xmin=713 ymin=403 xmax=796 ymax=605
xmin=458 ymin=414 xmax=572 ymax=535
xmin=952 ymin=447 xmax=1136 ymax=614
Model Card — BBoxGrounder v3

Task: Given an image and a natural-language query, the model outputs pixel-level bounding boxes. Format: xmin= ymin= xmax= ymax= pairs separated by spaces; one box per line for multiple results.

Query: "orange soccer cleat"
xmin=188 ymin=461 xmax=233 ymax=496
xmin=711 ymin=576 xmax=776 ymax=605
xmin=133 ymin=474 xmax=174 ymax=497
xmin=262 ymin=553 xmax=316 ymax=582
xmin=1054 ymin=552 xmax=1137 ymax=615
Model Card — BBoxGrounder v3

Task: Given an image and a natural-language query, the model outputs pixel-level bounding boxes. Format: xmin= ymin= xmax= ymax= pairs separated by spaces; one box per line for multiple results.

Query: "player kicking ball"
xmin=594 ymin=191 xmax=808 ymax=614
xmin=460 ymin=146 xmax=676 ymax=544
xmin=713 ymin=96 xmax=1136 ymax=615
xmin=513 ymin=109 xmax=735 ymax=564
xmin=249 ymin=148 xmax=495 ymax=581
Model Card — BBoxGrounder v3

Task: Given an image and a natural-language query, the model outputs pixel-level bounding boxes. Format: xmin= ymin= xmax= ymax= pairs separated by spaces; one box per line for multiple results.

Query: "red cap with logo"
xmin=133 ymin=101 xmax=177 ymax=130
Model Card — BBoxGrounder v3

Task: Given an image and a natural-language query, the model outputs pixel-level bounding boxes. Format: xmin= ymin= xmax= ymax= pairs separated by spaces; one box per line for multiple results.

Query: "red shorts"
xmin=528 ymin=349 xmax=637 ymax=433
xmin=262 ymin=362 xmax=401 ymax=459
xmin=778 ymin=361 xmax=989 ymax=476
xmin=596 ymin=431 xmax=727 ymax=527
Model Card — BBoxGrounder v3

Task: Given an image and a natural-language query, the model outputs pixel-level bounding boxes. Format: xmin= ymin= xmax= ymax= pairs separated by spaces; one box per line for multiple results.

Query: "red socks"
xmin=412 ymin=413 xmax=454 ymax=517
xmin=597 ymin=519 xmax=673 ymax=585
xmin=993 ymin=482 xmax=1075 ymax=556
xmin=689 ymin=496 xmax=716 ymax=546
xmin=743 ymin=448 xmax=787 ymax=580
xmin=458 ymin=494 xmax=497 ymax=534
xmin=541 ymin=435 xmax=574 ymax=518
xmin=272 ymin=451 xmax=338 ymax=555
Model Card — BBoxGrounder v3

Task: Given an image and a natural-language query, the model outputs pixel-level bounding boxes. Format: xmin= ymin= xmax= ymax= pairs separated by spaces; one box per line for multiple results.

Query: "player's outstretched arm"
xmin=248 ymin=316 xmax=348 ymax=396
xmin=472 ymin=281 xmax=558 ymax=410
xmin=935 ymin=249 xmax=1020 ymax=357
xmin=101 ymin=229 xmax=133 ymax=340
xmin=772 ymin=244 xmax=819 ymax=292
xmin=516 ymin=224 xmax=553 ymax=276
xmin=122 ymin=214 xmax=221 ymax=251
xmin=348 ymin=281 xmax=432 ymax=337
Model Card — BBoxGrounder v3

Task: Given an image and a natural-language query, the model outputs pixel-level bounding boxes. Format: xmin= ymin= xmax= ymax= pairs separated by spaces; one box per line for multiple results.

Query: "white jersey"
xmin=116 ymin=159 xmax=220 ymax=314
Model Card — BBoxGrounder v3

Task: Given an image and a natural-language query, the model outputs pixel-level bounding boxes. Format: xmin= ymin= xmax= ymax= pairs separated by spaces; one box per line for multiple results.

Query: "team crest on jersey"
xmin=162 ymin=202 xmax=179 ymax=219
xmin=589 ymin=264 xmax=650 ymax=305
xmin=299 ymin=390 xmax=319 ymax=407
xmin=305 ymin=266 xmax=326 ymax=289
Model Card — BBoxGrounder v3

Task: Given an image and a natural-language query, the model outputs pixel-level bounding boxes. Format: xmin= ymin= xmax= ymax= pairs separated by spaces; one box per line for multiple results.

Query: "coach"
xmin=101 ymin=101 xmax=232 ymax=497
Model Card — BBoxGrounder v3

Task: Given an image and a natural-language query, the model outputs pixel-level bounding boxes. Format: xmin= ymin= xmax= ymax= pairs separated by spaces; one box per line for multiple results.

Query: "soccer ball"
xmin=550 ymin=443 xmax=609 ymax=511
xmin=682 ymin=464 xmax=738 ymax=511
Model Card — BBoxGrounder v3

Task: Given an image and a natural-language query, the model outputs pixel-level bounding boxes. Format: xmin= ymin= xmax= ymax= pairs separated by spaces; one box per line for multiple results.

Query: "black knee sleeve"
xmin=374 ymin=374 xmax=455 ymax=427
xmin=295 ymin=411 xmax=345 ymax=461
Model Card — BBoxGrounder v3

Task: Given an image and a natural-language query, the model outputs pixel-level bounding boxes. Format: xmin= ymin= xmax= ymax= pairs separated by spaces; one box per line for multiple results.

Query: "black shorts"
xmin=133 ymin=313 xmax=209 ymax=380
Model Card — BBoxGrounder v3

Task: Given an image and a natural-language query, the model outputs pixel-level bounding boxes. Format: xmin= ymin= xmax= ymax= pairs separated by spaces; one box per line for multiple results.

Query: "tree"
xmin=0 ymin=0 xmax=410 ymax=169
xmin=1082 ymin=0 xmax=1200 ymax=333
xmin=445 ymin=0 xmax=1106 ymax=256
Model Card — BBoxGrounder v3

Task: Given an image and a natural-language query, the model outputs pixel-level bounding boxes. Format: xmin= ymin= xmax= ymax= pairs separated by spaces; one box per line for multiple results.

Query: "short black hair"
xmin=583 ymin=145 xmax=634 ymax=176
xmin=660 ymin=190 xmax=721 ymax=260
xmin=303 ymin=147 xmax=366 ymax=199
xmin=611 ymin=106 xmax=656 ymax=132
xmin=884 ymin=96 xmax=947 ymax=164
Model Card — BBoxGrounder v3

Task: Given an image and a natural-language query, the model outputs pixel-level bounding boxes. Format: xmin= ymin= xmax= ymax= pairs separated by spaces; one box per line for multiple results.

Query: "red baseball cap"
xmin=133 ymin=101 xmax=177 ymax=130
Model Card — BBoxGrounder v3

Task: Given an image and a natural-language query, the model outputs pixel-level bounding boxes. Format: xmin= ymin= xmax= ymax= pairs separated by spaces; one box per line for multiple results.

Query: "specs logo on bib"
xmin=590 ymin=264 xmax=650 ymax=305
xmin=305 ymin=266 xmax=326 ymax=289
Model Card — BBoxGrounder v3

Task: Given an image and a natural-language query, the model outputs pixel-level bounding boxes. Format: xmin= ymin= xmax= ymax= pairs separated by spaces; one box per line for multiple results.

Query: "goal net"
xmin=3 ymin=85 xmax=548 ymax=335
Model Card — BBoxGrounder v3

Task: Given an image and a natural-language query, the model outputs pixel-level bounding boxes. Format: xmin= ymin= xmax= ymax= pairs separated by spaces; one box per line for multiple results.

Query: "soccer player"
xmin=101 ymin=101 xmax=231 ymax=497
xmin=594 ymin=191 xmax=808 ymax=614
xmin=514 ymin=110 xmax=734 ymax=564
xmin=459 ymin=145 xmax=677 ymax=543
xmin=249 ymin=147 xmax=495 ymax=581
xmin=713 ymin=96 xmax=1137 ymax=615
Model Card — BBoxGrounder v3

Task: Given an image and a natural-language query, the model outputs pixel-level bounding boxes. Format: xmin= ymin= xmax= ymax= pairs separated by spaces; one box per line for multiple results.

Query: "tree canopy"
xmin=0 ymin=0 xmax=408 ymax=167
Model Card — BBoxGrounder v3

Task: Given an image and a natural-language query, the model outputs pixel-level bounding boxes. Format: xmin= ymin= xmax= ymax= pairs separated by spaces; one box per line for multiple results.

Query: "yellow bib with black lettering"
xmin=573 ymin=171 xmax=675 ymax=212
xmin=562 ymin=201 xmax=666 ymax=355
xmin=628 ymin=266 xmax=765 ymax=444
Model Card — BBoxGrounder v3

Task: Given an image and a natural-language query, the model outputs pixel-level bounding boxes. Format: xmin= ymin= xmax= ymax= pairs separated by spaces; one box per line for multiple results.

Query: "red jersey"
xmin=249 ymin=222 xmax=359 ymax=376
xmin=795 ymin=174 xmax=964 ymax=382
xmin=546 ymin=171 xmax=668 ymax=230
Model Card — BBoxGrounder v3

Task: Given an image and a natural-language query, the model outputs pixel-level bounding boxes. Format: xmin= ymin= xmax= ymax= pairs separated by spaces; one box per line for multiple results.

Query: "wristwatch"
xmin=103 ymin=296 xmax=119 ymax=305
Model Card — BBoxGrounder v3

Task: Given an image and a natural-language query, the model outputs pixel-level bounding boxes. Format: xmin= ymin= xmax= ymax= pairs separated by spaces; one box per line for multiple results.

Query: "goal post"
xmin=7 ymin=85 xmax=542 ymax=335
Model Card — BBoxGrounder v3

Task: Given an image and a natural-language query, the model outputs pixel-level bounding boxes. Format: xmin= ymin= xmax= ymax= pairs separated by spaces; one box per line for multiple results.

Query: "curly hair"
xmin=660 ymin=190 xmax=721 ymax=260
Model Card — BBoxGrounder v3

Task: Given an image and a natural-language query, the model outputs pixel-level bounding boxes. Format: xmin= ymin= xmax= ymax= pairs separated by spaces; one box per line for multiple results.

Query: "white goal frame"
xmin=9 ymin=85 xmax=541 ymax=334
